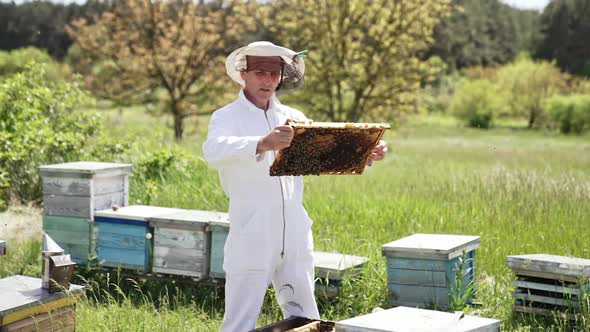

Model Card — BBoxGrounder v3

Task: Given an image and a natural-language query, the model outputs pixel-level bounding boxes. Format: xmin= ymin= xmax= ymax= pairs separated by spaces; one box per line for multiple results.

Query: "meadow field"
xmin=1 ymin=108 xmax=589 ymax=331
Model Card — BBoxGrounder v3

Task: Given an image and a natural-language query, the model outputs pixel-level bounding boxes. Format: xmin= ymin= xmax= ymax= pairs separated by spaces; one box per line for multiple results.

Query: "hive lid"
xmin=149 ymin=209 xmax=229 ymax=227
xmin=335 ymin=307 xmax=500 ymax=332
xmin=95 ymin=205 xmax=183 ymax=223
xmin=507 ymin=254 xmax=590 ymax=278
xmin=269 ymin=121 xmax=390 ymax=176
xmin=0 ymin=275 xmax=85 ymax=321
xmin=39 ymin=162 xmax=132 ymax=177
xmin=381 ymin=234 xmax=480 ymax=260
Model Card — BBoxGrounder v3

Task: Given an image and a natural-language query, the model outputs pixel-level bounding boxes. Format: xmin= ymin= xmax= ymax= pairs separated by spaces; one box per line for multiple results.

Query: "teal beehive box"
xmin=94 ymin=205 xmax=182 ymax=272
xmin=39 ymin=162 xmax=132 ymax=263
xmin=207 ymin=216 xmax=230 ymax=279
xmin=381 ymin=234 xmax=480 ymax=309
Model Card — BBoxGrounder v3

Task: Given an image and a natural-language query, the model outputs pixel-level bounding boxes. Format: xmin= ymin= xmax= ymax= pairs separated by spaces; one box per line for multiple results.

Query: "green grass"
xmin=2 ymin=108 xmax=589 ymax=330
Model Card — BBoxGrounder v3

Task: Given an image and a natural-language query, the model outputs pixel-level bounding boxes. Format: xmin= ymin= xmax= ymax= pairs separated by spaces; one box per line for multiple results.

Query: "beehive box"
xmin=507 ymin=254 xmax=590 ymax=318
xmin=313 ymin=251 xmax=368 ymax=297
xmin=39 ymin=162 xmax=132 ymax=263
xmin=0 ymin=241 xmax=5 ymax=256
xmin=94 ymin=205 xmax=182 ymax=272
xmin=253 ymin=316 xmax=335 ymax=332
xmin=381 ymin=234 xmax=480 ymax=309
xmin=149 ymin=210 xmax=228 ymax=278
xmin=0 ymin=275 xmax=84 ymax=332
xmin=335 ymin=306 xmax=500 ymax=332
xmin=207 ymin=216 xmax=230 ymax=279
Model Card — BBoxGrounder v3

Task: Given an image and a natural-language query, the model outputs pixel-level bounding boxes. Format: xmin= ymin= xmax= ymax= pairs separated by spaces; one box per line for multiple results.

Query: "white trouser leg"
xmin=220 ymin=271 xmax=272 ymax=332
xmin=272 ymin=249 xmax=320 ymax=320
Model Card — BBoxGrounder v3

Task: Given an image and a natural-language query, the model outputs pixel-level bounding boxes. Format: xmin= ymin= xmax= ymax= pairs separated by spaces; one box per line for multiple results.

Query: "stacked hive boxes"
xmin=507 ymin=254 xmax=590 ymax=318
xmin=39 ymin=162 xmax=132 ymax=263
xmin=381 ymin=234 xmax=480 ymax=309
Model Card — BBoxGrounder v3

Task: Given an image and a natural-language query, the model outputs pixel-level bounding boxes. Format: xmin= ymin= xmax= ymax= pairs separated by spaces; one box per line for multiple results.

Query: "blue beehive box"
xmin=94 ymin=205 xmax=182 ymax=272
xmin=207 ymin=217 xmax=230 ymax=279
xmin=381 ymin=234 xmax=480 ymax=309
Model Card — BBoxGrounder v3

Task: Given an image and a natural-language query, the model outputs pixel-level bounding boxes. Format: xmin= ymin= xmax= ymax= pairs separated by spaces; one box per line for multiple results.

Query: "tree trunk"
xmin=171 ymin=101 xmax=184 ymax=140
xmin=528 ymin=108 xmax=537 ymax=129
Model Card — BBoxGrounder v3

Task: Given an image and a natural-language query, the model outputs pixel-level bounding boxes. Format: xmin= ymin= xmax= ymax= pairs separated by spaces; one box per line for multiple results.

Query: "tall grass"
xmin=2 ymin=109 xmax=589 ymax=330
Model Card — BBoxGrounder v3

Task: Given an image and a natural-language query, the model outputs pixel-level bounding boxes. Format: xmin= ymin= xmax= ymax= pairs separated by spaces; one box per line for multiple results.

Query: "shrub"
xmin=545 ymin=95 xmax=590 ymax=134
xmin=449 ymin=79 xmax=507 ymax=129
xmin=0 ymin=47 xmax=71 ymax=82
xmin=0 ymin=63 xmax=125 ymax=209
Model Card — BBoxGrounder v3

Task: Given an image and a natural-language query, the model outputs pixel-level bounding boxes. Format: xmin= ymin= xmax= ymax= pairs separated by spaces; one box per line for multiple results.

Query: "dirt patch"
xmin=0 ymin=205 xmax=43 ymax=242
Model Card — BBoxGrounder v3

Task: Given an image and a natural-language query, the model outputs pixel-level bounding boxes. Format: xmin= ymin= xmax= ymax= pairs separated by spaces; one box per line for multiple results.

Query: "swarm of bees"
xmin=270 ymin=121 xmax=389 ymax=176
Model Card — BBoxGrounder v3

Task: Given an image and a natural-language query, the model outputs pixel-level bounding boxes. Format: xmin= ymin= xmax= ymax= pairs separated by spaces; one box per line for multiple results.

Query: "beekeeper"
xmin=203 ymin=41 xmax=387 ymax=331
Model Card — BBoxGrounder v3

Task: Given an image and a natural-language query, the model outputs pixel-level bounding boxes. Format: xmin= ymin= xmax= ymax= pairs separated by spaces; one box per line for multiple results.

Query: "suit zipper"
xmin=264 ymin=110 xmax=286 ymax=259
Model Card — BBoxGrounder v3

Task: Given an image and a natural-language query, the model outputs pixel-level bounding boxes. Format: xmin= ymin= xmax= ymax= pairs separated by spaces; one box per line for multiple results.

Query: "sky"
xmin=2 ymin=0 xmax=553 ymax=11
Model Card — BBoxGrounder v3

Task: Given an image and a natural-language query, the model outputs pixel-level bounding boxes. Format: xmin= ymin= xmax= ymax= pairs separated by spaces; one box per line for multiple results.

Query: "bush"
xmin=0 ymin=47 xmax=71 ymax=82
xmin=449 ymin=79 xmax=507 ymax=129
xmin=0 ymin=63 xmax=125 ymax=209
xmin=545 ymin=95 xmax=590 ymax=134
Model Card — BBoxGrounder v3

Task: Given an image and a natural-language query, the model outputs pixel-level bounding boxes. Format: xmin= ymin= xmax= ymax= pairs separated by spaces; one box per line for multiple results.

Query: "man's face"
xmin=240 ymin=56 xmax=282 ymax=105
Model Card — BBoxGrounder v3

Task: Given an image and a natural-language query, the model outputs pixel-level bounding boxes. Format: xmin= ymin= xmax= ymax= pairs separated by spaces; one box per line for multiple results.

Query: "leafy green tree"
xmin=536 ymin=0 xmax=590 ymax=77
xmin=66 ymin=0 xmax=250 ymax=140
xmin=430 ymin=0 xmax=537 ymax=70
xmin=245 ymin=0 xmax=453 ymax=122
xmin=496 ymin=55 xmax=569 ymax=128
xmin=0 ymin=64 xmax=126 ymax=209
xmin=545 ymin=94 xmax=590 ymax=134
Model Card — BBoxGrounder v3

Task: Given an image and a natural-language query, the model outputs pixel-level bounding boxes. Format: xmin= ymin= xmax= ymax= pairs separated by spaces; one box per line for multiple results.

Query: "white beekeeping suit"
xmin=203 ymin=41 xmax=319 ymax=332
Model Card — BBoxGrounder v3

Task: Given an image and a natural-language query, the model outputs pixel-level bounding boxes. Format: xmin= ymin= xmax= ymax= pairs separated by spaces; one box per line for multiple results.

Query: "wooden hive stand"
xmin=39 ymin=162 xmax=132 ymax=264
xmin=94 ymin=205 xmax=183 ymax=272
xmin=507 ymin=254 xmax=590 ymax=319
xmin=335 ymin=306 xmax=500 ymax=332
xmin=381 ymin=234 xmax=480 ymax=309
xmin=0 ymin=275 xmax=85 ymax=332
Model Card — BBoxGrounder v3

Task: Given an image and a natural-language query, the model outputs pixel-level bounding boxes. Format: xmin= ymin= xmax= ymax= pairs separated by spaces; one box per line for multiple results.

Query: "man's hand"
xmin=257 ymin=125 xmax=294 ymax=154
xmin=369 ymin=140 xmax=388 ymax=162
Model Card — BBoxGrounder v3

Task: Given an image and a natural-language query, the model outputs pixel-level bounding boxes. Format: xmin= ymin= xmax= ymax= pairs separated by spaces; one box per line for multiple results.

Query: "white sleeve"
xmin=202 ymin=110 xmax=263 ymax=170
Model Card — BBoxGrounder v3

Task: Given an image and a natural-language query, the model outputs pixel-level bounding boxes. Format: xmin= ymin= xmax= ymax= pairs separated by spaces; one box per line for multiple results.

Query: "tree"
xmin=429 ymin=0 xmax=531 ymax=71
xmin=496 ymin=55 xmax=570 ymax=128
xmin=66 ymin=0 xmax=249 ymax=140
xmin=244 ymin=0 xmax=453 ymax=122
xmin=536 ymin=0 xmax=590 ymax=77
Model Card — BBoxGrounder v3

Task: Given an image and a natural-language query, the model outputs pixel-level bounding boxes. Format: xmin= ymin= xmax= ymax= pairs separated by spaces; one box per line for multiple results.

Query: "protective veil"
xmin=203 ymin=41 xmax=319 ymax=332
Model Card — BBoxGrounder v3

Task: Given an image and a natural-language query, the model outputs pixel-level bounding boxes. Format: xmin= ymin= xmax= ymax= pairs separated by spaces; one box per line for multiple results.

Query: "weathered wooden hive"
xmin=0 ymin=275 xmax=85 ymax=332
xmin=335 ymin=306 xmax=500 ymax=332
xmin=148 ymin=210 xmax=228 ymax=278
xmin=94 ymin=205 xmax=182 ymax=272
xmin=0 ymin=240 xmax=5 ymax=256
xmin=39 ymin=162 xmax=132 ymax=263
xmin=381 ymin=234 xmax=480 ymax=309
xmin=507 ymin=254 xmax=590 ymax=318
xmin=207 ymin=216 xmax=230 ymax=279
xmin=313 ymin=251 xmax=368 ymax=297
xmin=253 ymin=316 xmax=335 ymax=332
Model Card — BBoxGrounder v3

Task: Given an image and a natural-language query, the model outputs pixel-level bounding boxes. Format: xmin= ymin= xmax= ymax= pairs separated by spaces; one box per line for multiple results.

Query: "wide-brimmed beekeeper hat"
xmin=225 ymin=41 xmax=306 ymax=95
